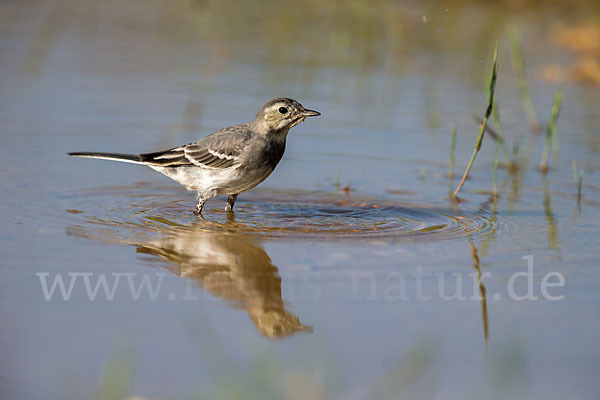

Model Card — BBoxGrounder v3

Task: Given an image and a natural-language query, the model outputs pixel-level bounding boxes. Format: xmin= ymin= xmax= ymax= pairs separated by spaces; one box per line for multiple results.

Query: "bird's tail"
xmin=68 ymin=152 xmax=143 ymax=165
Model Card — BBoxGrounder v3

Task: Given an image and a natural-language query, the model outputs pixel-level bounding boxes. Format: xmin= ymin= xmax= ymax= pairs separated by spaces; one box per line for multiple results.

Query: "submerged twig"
xmin=453 ymin=43 xmax=499 ymax=198
xmin=539 ymin=84 xmax=566 ymax=173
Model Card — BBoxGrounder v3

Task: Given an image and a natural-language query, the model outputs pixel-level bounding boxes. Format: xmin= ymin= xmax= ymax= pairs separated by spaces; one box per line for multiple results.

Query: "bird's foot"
xmin=193 ymin=199 xmax=206 ymax=216
xmin=224 ymin=194 xmax=238 ymax=212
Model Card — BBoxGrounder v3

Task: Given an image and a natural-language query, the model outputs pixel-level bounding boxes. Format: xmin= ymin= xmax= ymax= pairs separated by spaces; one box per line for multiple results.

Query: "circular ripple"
xmin=214 ymin=195 xmax=494 ymax=240
xmin=53 ymin=187 xmax=498 ymax=241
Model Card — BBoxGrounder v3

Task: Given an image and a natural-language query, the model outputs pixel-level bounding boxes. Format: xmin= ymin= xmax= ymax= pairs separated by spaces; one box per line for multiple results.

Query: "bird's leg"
xmin=193 ymin=199 xmax=206 ymax=215
xmin=225 ymin=194 xmax=238 ymax=212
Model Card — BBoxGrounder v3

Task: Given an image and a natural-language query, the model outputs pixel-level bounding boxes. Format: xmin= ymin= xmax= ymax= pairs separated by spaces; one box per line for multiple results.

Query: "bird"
xmin=69 ymin=97 xmax=320 ymax=215
xmin=135 ymin=226 xmax=312 ymax=338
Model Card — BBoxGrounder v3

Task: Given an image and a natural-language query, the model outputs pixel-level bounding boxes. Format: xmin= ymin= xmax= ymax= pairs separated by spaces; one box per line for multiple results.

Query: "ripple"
xmin=56 ymin=186 xmax=498 ymax=241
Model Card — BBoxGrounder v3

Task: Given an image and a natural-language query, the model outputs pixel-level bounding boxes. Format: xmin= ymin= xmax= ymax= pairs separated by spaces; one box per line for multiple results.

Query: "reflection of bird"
xmin=136 ymin=227 xmax=312 ymax=339
xmin=69 ymin=98 xmax=320 ymax=215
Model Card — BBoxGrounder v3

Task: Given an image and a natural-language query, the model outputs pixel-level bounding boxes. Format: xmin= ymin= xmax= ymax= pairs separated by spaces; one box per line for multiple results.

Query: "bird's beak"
xmin=300 ymin=109 xmax=321 ymax=117
xmin=297 ymin=323 xmax=314 ymax=333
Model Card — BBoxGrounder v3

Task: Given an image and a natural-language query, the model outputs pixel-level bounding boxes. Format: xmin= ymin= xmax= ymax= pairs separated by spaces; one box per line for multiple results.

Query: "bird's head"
xmin=253 ymin=97 xmax=320 ymax=134
xmin=254 ymin=309 xmax=313 ymax=339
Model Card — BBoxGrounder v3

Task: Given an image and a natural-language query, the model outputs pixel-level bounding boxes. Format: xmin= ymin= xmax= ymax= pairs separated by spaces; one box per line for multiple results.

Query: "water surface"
xmin=1 ymin=1 xmax=600 ymax=399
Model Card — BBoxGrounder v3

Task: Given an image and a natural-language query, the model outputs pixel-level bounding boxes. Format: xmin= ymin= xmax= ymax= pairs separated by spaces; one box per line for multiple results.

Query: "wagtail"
xmin=69 ymin=97 xmax=320 ymax=215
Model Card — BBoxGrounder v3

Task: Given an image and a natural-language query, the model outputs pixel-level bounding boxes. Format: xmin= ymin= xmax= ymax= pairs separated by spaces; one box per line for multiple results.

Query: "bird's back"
xmin=148 ymin=123 xmax=285 ymax=196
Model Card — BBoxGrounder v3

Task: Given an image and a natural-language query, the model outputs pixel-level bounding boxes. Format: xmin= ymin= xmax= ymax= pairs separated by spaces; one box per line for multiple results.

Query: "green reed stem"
xmin=449 ymin=124 xmax=457 ymax=179
xmin=491 ymin=103 xmax=512 ymax=163
xmin=513 ymin=130 xmax=527 ymax=158
xmin=540 ymin=84 xmax=566 ymax=173
xmin=510 ymin=25 xmax=539 ymax=132
xmin=493 ymin=143 xmax=499 ymax=197
xmin=573 ymin=160 xmax=584 ymax=198
xmin=453 ymin=43 xmax=498 ymax=198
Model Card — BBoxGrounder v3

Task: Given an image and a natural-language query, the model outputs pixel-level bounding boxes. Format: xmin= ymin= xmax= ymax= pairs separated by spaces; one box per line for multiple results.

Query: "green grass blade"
xmin=453 ymin=42 xmax=498 ymax=198
xmin=509 ymin=25 xmax=539 ymax=132
xmin=449 ymin=124 xmax=457 ymax=179
xmin=539 ymin=84 xmax=566 ymax=172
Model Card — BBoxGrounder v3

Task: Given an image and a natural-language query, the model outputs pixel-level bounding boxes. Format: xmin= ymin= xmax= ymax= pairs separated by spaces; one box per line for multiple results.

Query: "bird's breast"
xmin=261 ymin=139 xmax=286 ymax=169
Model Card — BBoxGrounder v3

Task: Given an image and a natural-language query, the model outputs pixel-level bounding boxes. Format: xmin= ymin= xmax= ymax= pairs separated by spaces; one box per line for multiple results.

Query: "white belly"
xmin=150 ymin=165 xmax=273 ymax=198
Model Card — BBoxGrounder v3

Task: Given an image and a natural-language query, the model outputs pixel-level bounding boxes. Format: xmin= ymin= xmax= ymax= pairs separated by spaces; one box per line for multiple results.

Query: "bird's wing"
xmin=140 ymin=125 xmax=252 ymax=168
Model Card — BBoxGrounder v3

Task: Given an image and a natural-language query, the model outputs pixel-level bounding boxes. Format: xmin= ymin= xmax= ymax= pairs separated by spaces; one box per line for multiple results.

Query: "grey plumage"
xmin=69 ymin=97 xmax=320 ymax=214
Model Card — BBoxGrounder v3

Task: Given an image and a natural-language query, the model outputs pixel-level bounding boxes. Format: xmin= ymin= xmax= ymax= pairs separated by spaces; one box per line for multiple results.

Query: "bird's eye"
xmin=278 ymin=107 xmax=288 ymax=114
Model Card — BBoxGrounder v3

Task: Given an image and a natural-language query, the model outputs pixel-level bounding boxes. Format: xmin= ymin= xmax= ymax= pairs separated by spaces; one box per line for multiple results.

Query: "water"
xmin=1 ymin=0 xmax=600 ymax=399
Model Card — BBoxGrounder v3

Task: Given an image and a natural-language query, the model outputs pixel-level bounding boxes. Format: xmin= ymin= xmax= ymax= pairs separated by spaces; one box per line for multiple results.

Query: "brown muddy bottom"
xmin=60 ymin=184 xmax=498 ymax=241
